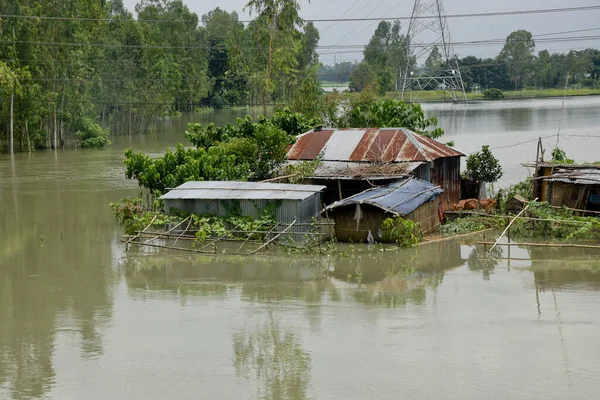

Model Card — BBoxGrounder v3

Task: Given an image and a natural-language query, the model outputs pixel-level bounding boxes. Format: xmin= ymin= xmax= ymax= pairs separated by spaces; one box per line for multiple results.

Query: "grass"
xmin=320 ymin=81 xmax=349 ymax=88
xmin=385 ymin=88 xmax=600 ymax=102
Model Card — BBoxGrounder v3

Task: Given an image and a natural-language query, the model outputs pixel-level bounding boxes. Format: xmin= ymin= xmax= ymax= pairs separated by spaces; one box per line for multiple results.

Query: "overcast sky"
xmin=124 ymin=0 xmax=600 ymax=65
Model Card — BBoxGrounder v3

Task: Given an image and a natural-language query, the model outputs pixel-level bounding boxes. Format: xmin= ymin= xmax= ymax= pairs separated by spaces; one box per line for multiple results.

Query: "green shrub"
xmin=74 ymin=117 xmax=111 ymax=148
xmin=483 ymin=88 xmax=505 ymax=100
xmin=381 ymin=216 xmax=423 ymax=247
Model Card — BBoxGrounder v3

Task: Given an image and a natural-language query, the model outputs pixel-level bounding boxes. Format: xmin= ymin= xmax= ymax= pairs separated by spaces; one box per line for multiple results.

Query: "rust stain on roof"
xmin=364 ymin=129 xmax=396 ymax=161
xmin=288 ymin=130 xmax=333 ymax=160
xmin=287 ymin=128 xmax=463 ymax=163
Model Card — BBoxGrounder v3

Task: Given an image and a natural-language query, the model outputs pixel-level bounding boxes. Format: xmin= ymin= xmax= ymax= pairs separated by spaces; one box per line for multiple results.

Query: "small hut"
xmin=160 ymin=181 xmax=325 ymax=223
xmin=286 ymin=127 xmax=464 ymax=210
xmin=523 ymin=163 xmax=600 ymax=213
xmin=506 ymin=195 xmax=528 ymax=214
xmin=323 ymin=179 xmax=444 ymax=242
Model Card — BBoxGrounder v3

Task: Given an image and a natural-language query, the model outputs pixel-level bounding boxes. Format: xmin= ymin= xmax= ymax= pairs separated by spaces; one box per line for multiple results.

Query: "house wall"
xmin=163 ymin=196 xmax=321 ymax=224
xmin=548 ymin=182 xmax=579 ymax=208
xmin=431 ymin=157 xmax=461 ymax=211
xmin=328 ymin=201 xmax=440 ymax=243
xmin=415 ymin=157 xmax=461 ymax=211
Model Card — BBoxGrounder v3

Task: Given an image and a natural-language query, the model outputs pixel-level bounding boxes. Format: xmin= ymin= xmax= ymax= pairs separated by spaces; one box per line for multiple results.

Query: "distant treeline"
xmin=344 ymin=25 xmax=600 ymax=94
xmin=0 ymin=0 xmax=319 ymax=151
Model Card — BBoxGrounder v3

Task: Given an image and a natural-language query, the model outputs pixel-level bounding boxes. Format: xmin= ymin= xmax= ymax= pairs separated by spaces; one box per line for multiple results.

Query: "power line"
xmin=318 ymin=0 xmax=363 ymax=35
xmin=1 ymin=5 xmax=599 ymax=24
xmin=330 ymin=0 xmax=388 ymax=47
xmin=9 ymin=34 xmax=600 ymax=51
xmin=311 ymin=0 xmax=339 ymax=17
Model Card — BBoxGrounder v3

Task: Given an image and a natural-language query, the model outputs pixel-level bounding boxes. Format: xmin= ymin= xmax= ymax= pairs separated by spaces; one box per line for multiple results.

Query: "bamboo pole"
xmin=122 ymin=215 xmax=158 ymax=248
xmin=136 ymin=241 xmax=216 ymax=254
xmin=237 ymin=223 xmax=278 ymax=254
xmin=173 ymin=217 xmax=193 ymax=247
xmin=250 ymin=220 xmax=296 ymax=255
xmin=141 ymin=216 xmax=190 ymax=246
xmin=478 ymin=241 xmax=600 ymax=250
xmin=421 ymin=228 xmax=494 ymax=245
xmin=259 ymin=174 xmax=297 ymax=183
xmin=489 ymin=198 xmax=537 ymax=252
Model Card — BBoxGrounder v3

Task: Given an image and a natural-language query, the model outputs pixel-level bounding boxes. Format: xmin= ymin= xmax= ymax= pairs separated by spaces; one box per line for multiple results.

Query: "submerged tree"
xmin=245 ymin=0 xmax=305 ymax=115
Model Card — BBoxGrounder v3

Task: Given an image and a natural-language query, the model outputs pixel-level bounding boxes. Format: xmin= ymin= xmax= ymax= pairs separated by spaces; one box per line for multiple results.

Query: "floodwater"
xmin=2 ymin=99 xmax=600 ymax=399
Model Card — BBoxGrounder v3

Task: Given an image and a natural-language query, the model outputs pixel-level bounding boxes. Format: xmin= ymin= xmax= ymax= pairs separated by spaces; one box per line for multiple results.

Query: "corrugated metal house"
xmin=160 ymin=181 xmax=326 ymax=223
xmin=287 ymin=127 xmax=463 ymax=210
xmin=323 ymin=178 xmax=444 ymax=242
xmin=524 ymin=163 xmax=600 ymax=212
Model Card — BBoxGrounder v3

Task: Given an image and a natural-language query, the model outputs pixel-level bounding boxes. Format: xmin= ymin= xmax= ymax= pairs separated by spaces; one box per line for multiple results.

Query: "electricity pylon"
xmin=399 ymin=0 xmax=467 ymax=102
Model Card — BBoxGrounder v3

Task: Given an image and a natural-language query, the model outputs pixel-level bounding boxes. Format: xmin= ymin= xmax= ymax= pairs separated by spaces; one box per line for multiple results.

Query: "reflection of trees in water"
xmin=241 ymin=280 xmax=339 ymax=303
xmin=124 ymin=259 xmax=229 ymax=296
xmin=233 ymin=315 xmax=312 ymax=400
xmin=467 ymin=246 xmax=503 ymax=280
xmin=353 ymin=279 xmax=431 ymax=308
xmin=0 ymin=188 xmax=114 ymax=399
xmin=529 ymin=247 xmax=600 ymax=290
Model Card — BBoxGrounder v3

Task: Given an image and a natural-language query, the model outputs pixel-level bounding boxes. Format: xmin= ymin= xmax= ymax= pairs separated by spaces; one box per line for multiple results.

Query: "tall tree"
xmin=498 ymin=30 xmax=535 ymax=90
xmin=245 ymin=0 xmax=304 ymax=115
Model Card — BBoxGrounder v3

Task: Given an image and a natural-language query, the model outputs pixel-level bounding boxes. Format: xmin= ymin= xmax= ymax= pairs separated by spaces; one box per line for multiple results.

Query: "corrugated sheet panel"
xmin=545 ymin=169 xmax=600 ymax=185
xmin=287 ymin=130 xmax=334 ymax=160
xmin=321 ymin=130 xmax=365 ymax=160
xmin=325 ymin=178 xmax=444 ymax=216
xmin=161 ymin=181 xmax=325 ymax=201
xmin=287 ymin=128 xmax=463 ymax=163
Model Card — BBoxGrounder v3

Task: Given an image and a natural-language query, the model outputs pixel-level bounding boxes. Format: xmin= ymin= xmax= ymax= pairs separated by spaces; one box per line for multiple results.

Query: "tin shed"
xmin=323 ymin=179 xmax=444 ymax=242
xmin=160 ymin=181 xmax=326 ymax=223
xmin=286 ymin=127 xmax=463 ymax=210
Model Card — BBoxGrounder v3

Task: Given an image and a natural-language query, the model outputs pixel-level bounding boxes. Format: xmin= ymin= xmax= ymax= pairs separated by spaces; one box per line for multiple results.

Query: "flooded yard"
xmin=2 ymin=98 xmax=600 ymax=399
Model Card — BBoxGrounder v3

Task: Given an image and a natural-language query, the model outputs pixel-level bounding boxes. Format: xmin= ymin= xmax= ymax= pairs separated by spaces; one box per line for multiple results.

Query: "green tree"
xmin=245 ymin=0 xmax=304 ymax=115
xmin=341 ymin=99 xmax=444 ymax=139
xmin=466 ymin=145 xmax=503 ymax=198
xmin=498 ymin=30 xmax=535 ymax=90
xmin=349 ymin=62 xmax=376 ymax=92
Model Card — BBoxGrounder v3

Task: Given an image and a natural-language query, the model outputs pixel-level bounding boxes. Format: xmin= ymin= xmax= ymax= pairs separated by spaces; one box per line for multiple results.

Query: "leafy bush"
xmin=109 ymin=197 xmax=176 ymax=235
xmin=381 ymin=216 xmax=423 ymax=247
xmin=341 ymin=99 xmax=444 ymax=139
xmin=124 ymin=144 xmax=246 ymax=194
xmin=511 ymin=202 xmax=600 ymax=240
xmin=483 ymin=88 xmax=505 ymax=100
xmin=466 ymin=145 xmax=503 ymax=183
xmin=551 ymin=147 xmax=574 ymax=164
xmin=74 ymin=117 xmax=111 ymax=148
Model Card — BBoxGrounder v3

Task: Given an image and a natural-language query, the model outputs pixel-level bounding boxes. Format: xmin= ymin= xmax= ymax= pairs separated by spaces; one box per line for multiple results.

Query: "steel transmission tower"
xmin=400 ymin=0 xmax=467 ymax=102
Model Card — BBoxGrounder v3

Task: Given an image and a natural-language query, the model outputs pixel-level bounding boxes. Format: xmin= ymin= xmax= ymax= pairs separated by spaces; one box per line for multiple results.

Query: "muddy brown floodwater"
xmin=2 ymin=99 xmax=600 ymax=399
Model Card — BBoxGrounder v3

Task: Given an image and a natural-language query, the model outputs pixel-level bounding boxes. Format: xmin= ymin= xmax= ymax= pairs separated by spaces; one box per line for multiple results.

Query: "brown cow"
xmin=479 ymin=198 xmax=498 ymax=213
xmin=453 ymin=198 xmax=479 ymax=211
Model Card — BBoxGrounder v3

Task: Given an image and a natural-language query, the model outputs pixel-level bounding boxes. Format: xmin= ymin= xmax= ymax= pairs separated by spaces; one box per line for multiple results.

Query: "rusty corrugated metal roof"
xmin=287 ymin=128 xmax=464 ymax=162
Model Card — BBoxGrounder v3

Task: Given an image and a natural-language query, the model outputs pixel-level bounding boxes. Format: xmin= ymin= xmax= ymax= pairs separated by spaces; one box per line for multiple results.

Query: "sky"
xmin=123 ymin=0 xmax=600 ymax=65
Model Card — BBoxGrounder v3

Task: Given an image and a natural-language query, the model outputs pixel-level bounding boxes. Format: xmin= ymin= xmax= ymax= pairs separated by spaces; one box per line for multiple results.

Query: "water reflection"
xmin=467 ymin=246 xmax=503 ymax=280
xmin=0 ymin=153 xmax=117 ymax=399
xmin=120 ymin=240 xmax=464 ymax=310
xmin=233 ymin=315 xmax=312 ymax=400
xmin=529 ymin=247 xmax=600 ymax=291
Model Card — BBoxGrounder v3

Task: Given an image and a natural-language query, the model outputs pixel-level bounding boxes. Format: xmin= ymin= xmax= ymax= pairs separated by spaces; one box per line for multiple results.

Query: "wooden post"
xmin=489 ymin=198 xmax=537 ymax=253
xmin=337 ymin=179 xmax=343 ymax=201
xmin=9 ymin=92 xmax=14 ymax=154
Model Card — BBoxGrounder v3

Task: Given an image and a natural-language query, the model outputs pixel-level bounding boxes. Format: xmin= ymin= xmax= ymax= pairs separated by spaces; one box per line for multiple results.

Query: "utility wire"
xmin=318 ymin=0 xmax=363 ymax=35
xmin=330 ymin=0 xmax=388 ymax=47
xmin=9 ymin=34 xmax=600 ymax=50
xmin=1 ymin=5 xmax=599 ymax=23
